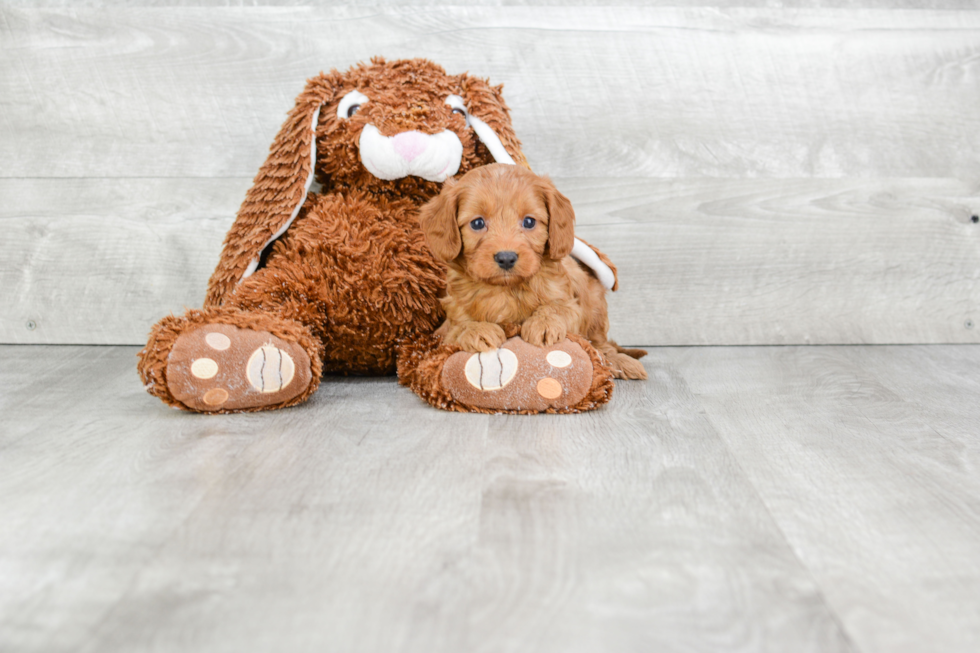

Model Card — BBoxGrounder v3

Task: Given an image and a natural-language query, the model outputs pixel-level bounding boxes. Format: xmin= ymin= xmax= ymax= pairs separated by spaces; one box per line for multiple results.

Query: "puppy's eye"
xmin=452 ymin=108 xmax=465 ymax=117
xmin=522 ymin=216 xmax=536 ymax=229
xmin=347 ymin=104 xmax=361 ymax=118
xmin=470 ymin=217 xmax=486 ymax=231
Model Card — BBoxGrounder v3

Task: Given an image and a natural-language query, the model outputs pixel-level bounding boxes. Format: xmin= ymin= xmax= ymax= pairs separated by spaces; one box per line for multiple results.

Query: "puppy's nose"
xmin=494 ymin=251 xmax=518 ymax=270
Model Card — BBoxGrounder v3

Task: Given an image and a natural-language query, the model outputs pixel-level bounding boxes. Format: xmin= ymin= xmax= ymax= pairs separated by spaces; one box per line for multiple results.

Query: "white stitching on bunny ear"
xmin=241 ymin=104 xmax=322 ymax=281
xmin=571 ymin=239 xmax=616 ymax=290
xmin=468 ymin=114 xmax=516 ymax=166
xmin=445 ymin=95 xmax=515 ymax=165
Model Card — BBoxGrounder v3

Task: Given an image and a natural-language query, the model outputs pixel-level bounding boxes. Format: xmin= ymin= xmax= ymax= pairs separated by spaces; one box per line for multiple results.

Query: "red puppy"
xmin=420 ymin=163 xmax=647 ymax=380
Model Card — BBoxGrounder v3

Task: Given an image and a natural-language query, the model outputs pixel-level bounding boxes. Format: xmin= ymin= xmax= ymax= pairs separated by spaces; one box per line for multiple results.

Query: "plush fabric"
xmin=139 ymin=306 xmax=324 ymax=412
xmin=203 ymin=57 xmax=529 ymax=308
xmin=396 ymin=325 xmax=615 ymax=415
xmin=137 ymin=57 xmax=616 ymax=414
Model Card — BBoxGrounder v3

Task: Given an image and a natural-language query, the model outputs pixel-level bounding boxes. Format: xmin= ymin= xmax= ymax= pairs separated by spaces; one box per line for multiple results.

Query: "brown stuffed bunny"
xmin=138 ymin=57 xmax=616 ymax=414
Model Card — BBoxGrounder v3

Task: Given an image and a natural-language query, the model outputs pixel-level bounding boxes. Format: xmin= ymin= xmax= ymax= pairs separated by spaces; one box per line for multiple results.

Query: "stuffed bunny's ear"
xmin=419 ymin=179 xmax=463 ymax=262
xmin=458 ymin=75 xmax=531 ymax=170
xmin=205 ymin=72 xmax=344 ymax=306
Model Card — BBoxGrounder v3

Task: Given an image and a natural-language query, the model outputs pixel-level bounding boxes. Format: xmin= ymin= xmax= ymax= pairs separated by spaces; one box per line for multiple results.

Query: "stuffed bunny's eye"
xmin=470 ymin=217 xmax=486 ymax=231
xmin=337 ymin=90 xmax=369 ymax=120
xmin=522 ymin=216 xmax=536 ymax=229
xmin=445 ymin=95 xmax=470 ymax=126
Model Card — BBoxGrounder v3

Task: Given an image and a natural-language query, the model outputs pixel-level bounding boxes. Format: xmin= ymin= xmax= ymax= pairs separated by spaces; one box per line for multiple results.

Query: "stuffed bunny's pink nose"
xmin=392 ymin=131 xmax=428 ymax=162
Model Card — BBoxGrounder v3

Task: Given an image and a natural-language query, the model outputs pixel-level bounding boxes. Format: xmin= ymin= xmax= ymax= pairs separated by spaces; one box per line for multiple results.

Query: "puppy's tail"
xmin=610 ymin=340 xmax=647 ymax=360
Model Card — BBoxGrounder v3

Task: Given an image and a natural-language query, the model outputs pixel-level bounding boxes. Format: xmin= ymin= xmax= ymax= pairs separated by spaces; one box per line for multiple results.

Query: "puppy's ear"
xmin=419 ymin=178 xmax=463 ymax=261
xmin=540 ymin=178 xmax=575 ymax=260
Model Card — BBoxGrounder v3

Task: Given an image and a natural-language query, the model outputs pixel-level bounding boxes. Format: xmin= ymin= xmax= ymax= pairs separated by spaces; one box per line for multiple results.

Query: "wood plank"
xmin=2 ymin=7 xmax=979 ymax=178
xmin=0 ymin=344 xmax=492 ymax=653
xmin=845 ymin=345 xmax=980 ymax=472
xmin=3 ymin=177 xmax=977 ymax=346
xmin=0 ymin=177 xmax=243 ymax=344
xmin=459 ymin=367 xmax=851 ymax=652
xmin=19 ymin=1 xmax=978 ymax=8
xmin=575 ymin=177 xmax=980 ymax=346
xmin=0 ymin=344 xmax=854 ymax=652
xmin=0 ymin=345 xmax=261 ymax=652
xmin=667 ymin=344 xmax=980 ymax=653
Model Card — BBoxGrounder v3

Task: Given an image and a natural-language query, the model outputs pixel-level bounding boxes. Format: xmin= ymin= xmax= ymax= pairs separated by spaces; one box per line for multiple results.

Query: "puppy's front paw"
xmin=521 ymin=315 xmax=567 ymax=347
xmin=452 ymin=322 xmax=507 ymax=353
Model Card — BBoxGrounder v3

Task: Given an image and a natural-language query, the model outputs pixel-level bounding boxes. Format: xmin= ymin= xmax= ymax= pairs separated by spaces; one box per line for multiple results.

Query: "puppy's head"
xmin=419 ymin=164 xmax=575 ymax=285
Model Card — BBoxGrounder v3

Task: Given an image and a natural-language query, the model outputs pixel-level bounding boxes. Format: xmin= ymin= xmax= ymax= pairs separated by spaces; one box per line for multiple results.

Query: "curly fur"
xmin=138 ymin=57 xmax=627 ymax=413
xmin=138 ymin=58 xmax=531 ymax=411
xmin=137 ymin=307 xmax=324 ymax=412
xmin=205 ymin=57 xmax=529 ymax=307
xmin=395 ymin=325 xmax=615 ymax=414
xmin=419 ymin=164 xmax=647 ymax=380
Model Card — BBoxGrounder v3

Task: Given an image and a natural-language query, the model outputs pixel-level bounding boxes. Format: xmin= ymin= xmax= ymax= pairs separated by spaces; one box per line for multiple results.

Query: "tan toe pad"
xmin=442 ymin=337 xmax=593 ymax=412
xmin=167 ymin=324 xmax=312 ymax=412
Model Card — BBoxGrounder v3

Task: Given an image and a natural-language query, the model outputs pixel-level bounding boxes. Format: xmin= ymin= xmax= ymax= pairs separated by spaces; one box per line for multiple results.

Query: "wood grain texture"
xmin=4 ymin=7 xmax=979 ymax=347
xmin=577 ymin=177 xmax=980 ymax=346
xmin=4 ymin=344 xmax=980 ymax=651
xmin=848 ymin=345 xmax=980 ymax=468
xmin=14 ymin=1 xmax=980 ymax=8
xmin=0 ymin=178 xmax=246 ymax=344
xmin=465 ymin=367 xmax=851 ymax=653
xmin=666 ymin=345 xmax=980 ymax=653
xmin=0 ymin=344 xmax=854 ymax=653
xmin=3 ymin=177 xmax=977 ymax=345
xmin=3 ymin=6 xmax=979 ymax=178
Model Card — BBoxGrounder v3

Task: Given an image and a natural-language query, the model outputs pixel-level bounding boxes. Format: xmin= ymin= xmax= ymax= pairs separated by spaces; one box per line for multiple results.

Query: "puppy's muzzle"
xmin=494 ymin=251 xmax=518 ymax=271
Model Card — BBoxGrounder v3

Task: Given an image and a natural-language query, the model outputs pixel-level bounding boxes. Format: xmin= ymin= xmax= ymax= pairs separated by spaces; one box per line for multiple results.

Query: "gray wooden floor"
xmin=2 ymin=344 xmax=978 ymax=653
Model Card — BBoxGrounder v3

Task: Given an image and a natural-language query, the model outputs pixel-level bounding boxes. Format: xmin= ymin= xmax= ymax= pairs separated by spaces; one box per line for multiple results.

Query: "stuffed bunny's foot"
xmin=442 ymin=336 xmax=597 ymax=412
xmin=166 ymin=324 xmax=313 ymax=412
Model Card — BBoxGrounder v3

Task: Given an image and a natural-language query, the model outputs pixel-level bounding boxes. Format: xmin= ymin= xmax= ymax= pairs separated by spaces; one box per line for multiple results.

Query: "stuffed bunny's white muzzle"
xmin=359 ymin=125 xmax=463 ymax=183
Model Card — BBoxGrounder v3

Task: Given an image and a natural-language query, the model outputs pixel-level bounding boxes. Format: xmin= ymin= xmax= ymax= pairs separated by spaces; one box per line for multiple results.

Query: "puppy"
xmin=419 ymin=164 xmax=647 ymax=380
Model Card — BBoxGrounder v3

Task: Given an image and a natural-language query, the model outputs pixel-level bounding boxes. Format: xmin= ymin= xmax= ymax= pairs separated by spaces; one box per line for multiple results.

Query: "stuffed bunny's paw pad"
xmin=167 ymin=324 xmax=312 ymax=412
xmin=442 ymin=336 xmax=593 ymax=412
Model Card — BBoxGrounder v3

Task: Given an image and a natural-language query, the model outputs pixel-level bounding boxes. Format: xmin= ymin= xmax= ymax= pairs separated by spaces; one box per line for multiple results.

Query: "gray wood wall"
xmin=2 ymin=3 xmax=978 ymax=345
